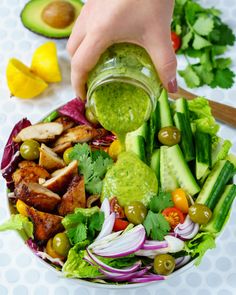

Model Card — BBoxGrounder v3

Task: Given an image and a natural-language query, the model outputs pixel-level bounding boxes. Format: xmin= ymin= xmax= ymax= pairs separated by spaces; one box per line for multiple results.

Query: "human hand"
xmin=67 ymin=0 xmax=177 ymax=99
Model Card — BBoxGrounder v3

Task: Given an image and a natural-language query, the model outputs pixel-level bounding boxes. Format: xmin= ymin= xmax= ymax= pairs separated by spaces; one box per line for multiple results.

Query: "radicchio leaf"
xmin=58 ymin=98 xmax=91 ymax=126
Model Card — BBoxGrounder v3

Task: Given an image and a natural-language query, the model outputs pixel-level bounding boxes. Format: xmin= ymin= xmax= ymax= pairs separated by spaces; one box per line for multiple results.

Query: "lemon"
xmin=108 ymin=139 xmax=122 ymax=161
xmin=16 ymin=199 xmax=29 ymax=217
xmin=6 ymin=58 xmax=48 ymax=99
xmin=31 ymin=41 xmax=62 ymax=83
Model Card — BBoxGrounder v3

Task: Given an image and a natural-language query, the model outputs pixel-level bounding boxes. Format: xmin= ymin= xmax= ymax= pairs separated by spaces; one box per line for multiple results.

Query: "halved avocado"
xmin=20 ymin=0 xmax=83 ymax=39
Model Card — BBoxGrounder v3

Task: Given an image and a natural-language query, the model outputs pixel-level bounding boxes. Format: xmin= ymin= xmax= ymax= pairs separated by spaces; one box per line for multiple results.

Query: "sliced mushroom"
xmin=14 ymin=122 xmax=63 ymax=142
xmin=27 ymin=206 xmax=63 ymax=243
xmin=54 ymin=116 xmax=75 ymax=131
xmin=15 ymin=182 xmax=61 ymax=212
xmin=43 ymin=160 xmax=78 ymax=194
xmin=52 ymin=125 xmax=107 ymax=148
xmin=39 ymin=143 xmax=65 ymax=171
xmin=58 ymin=175 xmax=86 ymax=216
xmin=12 ymin=165 xmax=50 ymax=186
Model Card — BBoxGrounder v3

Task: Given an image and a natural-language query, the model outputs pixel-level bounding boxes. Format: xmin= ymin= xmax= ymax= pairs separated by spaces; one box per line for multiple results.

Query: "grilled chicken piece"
xmin=39 ymin=144 xmax=65 ymax=171
xmin=54 ymin=116 xmax=75 ymax=131
xmin=52 ymin=142 xmax=72 ymax=154
xmin=12 ymin=165 xmax=50 ymax=186
xmin=14 ymin=122 xmax=63 ymax=142
xmin=53 ymin=125 xmax=107 ymax=148
xmin=15 ymin=182 xmax=61 ymax=212
xmin=18 ymin=161 xmax=37 ymax=169
xmin=43 ymin=160 xmax=78 ymax=194
xmin=27 ymin=206 xmax=63 ymax=243
xmin=58 ymin=176 xmax=86 ymax=216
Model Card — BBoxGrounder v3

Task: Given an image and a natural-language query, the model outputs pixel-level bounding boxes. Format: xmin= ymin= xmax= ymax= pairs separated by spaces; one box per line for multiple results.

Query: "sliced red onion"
xmin=92 ymin=225 xmax=146 ymax=258
xmin=175 ymin=255 xmax=191 ymax=269
xmin=89 ymin=231 xmax=122 ymax=250
xmin=175 ymin=223 xmax=195 ymax=236
xmin=164 ymin=235 xmax=185 ymax=253
xmin=135 ymin=249 xmax=167 ymax=258
xmin=87 ymin=249 xmax=142 ymax=274
xmin=37 ymin=251 xmax=64 ymax=267
xmin=141 ymin=240 xmax=168 ymax=250
xmin=129 ymin=274 xmax=166 ymax=283
xmin=95 ymin=212 xmax=116 ymax=241
xmin=100 ymin=198 xmax=110 ymax=219
xmin=181 ymin=223 xmax=199 ymax=240
xmin=174 ymin=215 xmax=199 ymax=240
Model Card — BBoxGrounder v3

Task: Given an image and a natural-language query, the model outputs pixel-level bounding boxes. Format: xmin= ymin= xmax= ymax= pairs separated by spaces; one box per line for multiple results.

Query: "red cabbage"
xmin=1 ymin=118 xmax=31 ymax=190
xmin=58 ymin=98 xmax=92 ymax=126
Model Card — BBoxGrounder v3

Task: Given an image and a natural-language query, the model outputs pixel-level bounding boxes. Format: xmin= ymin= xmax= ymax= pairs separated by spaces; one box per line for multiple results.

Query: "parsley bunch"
xmin=172 ymin=0 xmax=235 ymax=89
xmin=69 ymin=143 xmax=113 ymax=195
xmin=143 ymin=192 xmax=174 ymax=241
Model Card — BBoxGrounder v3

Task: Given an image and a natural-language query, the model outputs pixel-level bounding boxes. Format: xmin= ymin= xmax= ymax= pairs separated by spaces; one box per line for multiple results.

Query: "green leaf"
xmin=215 ymin=58 xmax=232 ymax=69
xmin=215 ymin=24 xmax=235 ymax=46
xmin=149 ymin=192 xmax=174 ymax=213
xmin=185 ymin=2 xmax=203 ymax=25
xmin=193 ymin=65 xmax=214 ymax=85
xmin=192 ymin=34 xmax=211 ymax=50
xmin=88 ymin=212 xmax=105 ymax=239
xmin=181 ymin=31 xmax=193 ymax=50
xmin=185 ymin=48 xmax=202 ymax=58
xmin=179 ymin=65 xmax=201 ymax=88
xmin=193 ymin=16 xmax=214 ymax=36
xmin=211 ymin=68 xmax=235 ymax=89
xmin=67 ymin=223 xmax=87 ymax=245
xmin=211 ymin=45 xmax=227 ymax=56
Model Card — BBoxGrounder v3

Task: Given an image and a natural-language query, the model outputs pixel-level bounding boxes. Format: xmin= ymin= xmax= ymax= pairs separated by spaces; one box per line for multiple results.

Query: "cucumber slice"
xmin=151 ymin=149 xmax=160 ymax=183
xmin=125 ymin=135 xmax=146 ymax=162
xmin=175 ymin=98 xmax=190 ymax=121
xmin=203 ymin=184 xmax=236 ymax=233
xmin=160 ymin=146 xmax=179 ymax=192
xmin=166 ymin=144 xmax=200 ymax=196
xmin=159 ymin=89 xmax=173 ymax=128
xmin=196 ymin=160 xmax=234 ymax=210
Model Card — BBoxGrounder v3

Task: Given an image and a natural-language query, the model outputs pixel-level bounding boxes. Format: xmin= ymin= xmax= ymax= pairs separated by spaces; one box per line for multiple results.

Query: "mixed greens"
xmin=0 ymin=92 xmax=235 ymax=285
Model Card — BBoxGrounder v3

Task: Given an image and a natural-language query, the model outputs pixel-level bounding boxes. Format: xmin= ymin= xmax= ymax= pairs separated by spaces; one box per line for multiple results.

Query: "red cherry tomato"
xmin=171 ymin=32 xmax=181 ymax=52
xmin=113 ymin=219 xmax=129 ymax=232
xmin=162 ymin=207 xmax=185 ymax=229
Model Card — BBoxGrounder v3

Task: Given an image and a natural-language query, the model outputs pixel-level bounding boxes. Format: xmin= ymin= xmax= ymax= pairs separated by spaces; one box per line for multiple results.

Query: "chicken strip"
xmin=58 ymin=175 xmax=86 ymax=216
xmin=15 ymin=182 xmax=61 ymax=212
xmin=39 ymin=144 xmax=65 ymax=171
xmin=12 ymin=165 xmax=50 ymax=186
xmin=54 ymin=116 xmax=75 ymax=131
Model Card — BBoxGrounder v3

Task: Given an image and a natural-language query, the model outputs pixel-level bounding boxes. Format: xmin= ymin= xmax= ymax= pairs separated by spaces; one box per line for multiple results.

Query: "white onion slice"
xmin=95 ymin=212 xmax=116 ymax=241
xmin=164 ymin=235 xmax=185 ymax=253
xmin=100 ymin=198 xmax=110 ymax=219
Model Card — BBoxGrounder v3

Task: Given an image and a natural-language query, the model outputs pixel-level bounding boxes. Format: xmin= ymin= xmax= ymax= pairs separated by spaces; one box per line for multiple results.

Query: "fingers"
xmin=70 ymin=34 xmax=110 ymax=99
xmin=146 ymin=32 xmax=177 ymax=93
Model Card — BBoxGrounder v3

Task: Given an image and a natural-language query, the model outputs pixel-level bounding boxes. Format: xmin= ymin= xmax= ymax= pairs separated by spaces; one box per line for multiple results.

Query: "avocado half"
xmin=20 ymin=0 xmax=83 ymax=39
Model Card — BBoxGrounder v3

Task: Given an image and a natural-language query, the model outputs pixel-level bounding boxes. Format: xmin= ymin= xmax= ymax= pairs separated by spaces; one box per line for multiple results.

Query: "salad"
xmin=0 ymin=90 xmax=236 ymax=285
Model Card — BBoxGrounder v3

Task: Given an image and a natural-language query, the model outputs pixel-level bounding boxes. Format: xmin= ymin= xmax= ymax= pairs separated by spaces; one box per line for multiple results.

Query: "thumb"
xmin=146 ymin=35 xmax=177 ymax=93
xmin=71 ymin=34 xmax=110 ymax=99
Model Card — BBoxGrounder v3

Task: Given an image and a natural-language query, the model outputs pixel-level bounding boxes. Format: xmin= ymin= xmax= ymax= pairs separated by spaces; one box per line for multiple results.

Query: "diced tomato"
xmin=171 ymin=32 xmax=181 ymax=52
xmin=162 ymin=207 xmax=185 ymax=229
xmin=110 ymin=197 xmax=125 ymax=219
xmin=113 ymin=219 xmax=129 ymax=232
xmin=171 ymin=188 xmax=189 ymax=213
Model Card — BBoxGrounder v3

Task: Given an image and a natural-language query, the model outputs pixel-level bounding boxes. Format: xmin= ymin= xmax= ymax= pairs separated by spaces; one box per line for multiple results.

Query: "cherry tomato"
xmin=171 ymin=32 xmax=181 ymax=52
xmin=110 ymin=197 xmax=125 ymax=219
xmin=162 ymin=207 xmax=185 ymax=229
xmin=113 ymin=219 xmax=129 ymax=232
xmin=171 ymin=188 xmax=189 ymax=214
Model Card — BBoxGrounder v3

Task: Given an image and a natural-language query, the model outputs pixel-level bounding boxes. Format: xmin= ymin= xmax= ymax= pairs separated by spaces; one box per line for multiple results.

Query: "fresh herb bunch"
xmin=172 ymin=0 xmax=235 ymax=89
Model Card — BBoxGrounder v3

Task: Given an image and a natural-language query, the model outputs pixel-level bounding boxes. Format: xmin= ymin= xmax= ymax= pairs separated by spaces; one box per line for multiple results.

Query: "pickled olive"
xmin=20 ymin=139 xmax=40 ymax=160
xmin=158 ymin=126 xmax=181 ymax=146
xmin=85 ymin=107 xmax=99 ymax=125
xmin=63 ymin=147 xmax=74 ymax=165
xmin=124 ymin=201 xmax=147 ymax=225
xmin=189 ymin=203 xmax=212 ymax=225
xmin=52 ymin=232 xmax=71 ymax=257
xmin=154 ymin=254 xmax=175 ymax=275
xmin=46 ymin=238 xmax=65 ymax=260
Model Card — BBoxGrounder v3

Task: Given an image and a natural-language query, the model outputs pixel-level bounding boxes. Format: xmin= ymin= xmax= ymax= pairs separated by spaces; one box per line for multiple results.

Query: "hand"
xmin=67 ymin=0 xmax=177 ymax=99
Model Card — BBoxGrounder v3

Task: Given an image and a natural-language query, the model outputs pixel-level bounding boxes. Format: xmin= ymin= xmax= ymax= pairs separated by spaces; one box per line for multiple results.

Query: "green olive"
xmin=124 ymin=201 xmax=147 ymax=225
xmin=154 ymin=254 xmax=175 ymax=275
xmin=20 ymin=140 xmax=40 ymax=160
xmin=52 ymin=232 xmax=71 ymax=257
xmin=85 ymin=107 xmax=99 ymax=125
xmin=189 ymin=203 xmax=212 ymax=225
xmin=158 ymin=126 xmax=181 ymax=146
xmin=63 ymin=147 xmax=74 ymax=165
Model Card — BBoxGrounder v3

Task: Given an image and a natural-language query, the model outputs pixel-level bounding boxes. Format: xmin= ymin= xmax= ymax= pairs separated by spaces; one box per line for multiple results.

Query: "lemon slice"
xmin=31 ymin=41 xmax=62 ymax=83
xmin=108 ymin=139 xmax=122 ymax=161
xmin=6 ymin=58 xmax=48 ymax=99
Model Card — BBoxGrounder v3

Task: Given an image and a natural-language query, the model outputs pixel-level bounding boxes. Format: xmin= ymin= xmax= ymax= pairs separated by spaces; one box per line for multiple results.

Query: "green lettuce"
xmin=188 ymin=97 xmax=219 ymax=135
xmin=185 ymin=232 xmax=216 ymax=266
xmin=0 ymin=214 xmax=34 ymax=240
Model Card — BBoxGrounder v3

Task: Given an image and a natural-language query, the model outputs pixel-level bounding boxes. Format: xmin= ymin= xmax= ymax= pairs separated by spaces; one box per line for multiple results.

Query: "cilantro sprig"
xmin=172 ymin=0 xmax=235 ymax=89
xmin=143 ymin=192 xmax=174 ymax=241
xmin=69 ymin=143 xmax=113 ymax=195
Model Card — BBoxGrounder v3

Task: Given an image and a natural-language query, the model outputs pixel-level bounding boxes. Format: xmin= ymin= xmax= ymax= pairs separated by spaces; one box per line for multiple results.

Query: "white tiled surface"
xmin=0 ymin=0 xmax=236 ymax=294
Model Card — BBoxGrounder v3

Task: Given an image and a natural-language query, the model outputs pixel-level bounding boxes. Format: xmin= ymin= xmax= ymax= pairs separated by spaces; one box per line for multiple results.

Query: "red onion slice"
xmin=99 ymin=267 xmax=150 ymax=282
xmin=129 ymin=274 xmax=166 ymax=283
xmin=141 ymin=240 xmax=168 ymax=250
xmin=95 ymin=212 xmax=115 ymax=241
xmin=175 ymin=255 xmax=191 ymax=269
xmin=164 ymin=235 xmax=185 ymax=253
xmin=89 ymin=231 xmax=122 ymax=250
xmin=181 ymin=223 xmax=199 ymax=239
xmin=100 ymin=198 xmax=110 ymax=219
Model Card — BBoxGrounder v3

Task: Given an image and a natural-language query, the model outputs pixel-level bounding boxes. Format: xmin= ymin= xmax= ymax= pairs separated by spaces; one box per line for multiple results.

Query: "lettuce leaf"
xmin=0 ymin=214 xmax=34 ymax=241
xmin=188 ymin=97 xmax=219 ymax=135
xmin=185 ymin=232 xmax=216 ymax=266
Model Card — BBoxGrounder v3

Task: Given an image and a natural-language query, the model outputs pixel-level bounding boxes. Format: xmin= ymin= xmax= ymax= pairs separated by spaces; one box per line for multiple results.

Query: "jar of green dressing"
xmin=87 ymin=43 xmax=162 ymax=141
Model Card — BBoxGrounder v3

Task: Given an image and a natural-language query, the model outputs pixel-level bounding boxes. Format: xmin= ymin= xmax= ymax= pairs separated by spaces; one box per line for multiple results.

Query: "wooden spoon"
xmin=168 ymin=87 xmax=236 ymax=128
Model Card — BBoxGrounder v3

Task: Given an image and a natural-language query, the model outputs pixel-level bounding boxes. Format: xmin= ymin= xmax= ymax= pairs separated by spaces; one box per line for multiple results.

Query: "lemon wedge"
xmin=6 ymin=58 xmax=48 ymax=99
xmin=108 ymin=139 xmax=122 ymax=161
xmin=31 ymin=41 xmax=62 ymax=83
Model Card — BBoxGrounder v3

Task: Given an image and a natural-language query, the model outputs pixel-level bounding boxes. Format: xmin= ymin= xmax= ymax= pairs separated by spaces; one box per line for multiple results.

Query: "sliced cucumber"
xmin=174 ymin=112 xmax=195 ymax=162
xmin=203 ymin=184 xmax=236 ymax=233
xmin=175 ymin=98 xmax=190 ymax=121
xmin=166 ymin=144 xmax=200 ymax=196
xmin=160 ymin=146 xmax=179 ymax=192
xmin=195 ymin=131 xmax=212 ymax=180
xmin=151 ymin=149 xmax=160 ymax=183
xmin=125 ymin=135 xmax=146 ymax=162
xmin=196 ymin=160 xmax=234 ymax=210
xmin=159 ymin=89 xmax=173 ymax=128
